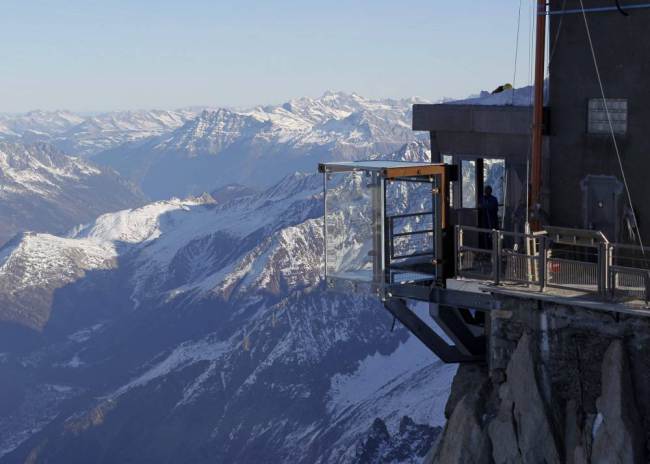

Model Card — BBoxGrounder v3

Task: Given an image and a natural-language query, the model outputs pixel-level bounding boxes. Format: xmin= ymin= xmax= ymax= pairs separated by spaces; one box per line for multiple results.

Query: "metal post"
xmin=384 ymin=215 xmax=392 ymax=287
xmin=493 ymin=230 xmax=501 ymax=285
xmin=476 ymin=158 xmax=484 ymax=210
xmin=323 ymin=172 xmax=328 ymax=279
xmin=372 ymin=173 xmax=384 ymax=285
xmin=539 ymin=236 xmax=547 ymax=292
xmin=598 ymin=242 xmax=608 ymax=297
xmin=530 ymin=0 xmax=547 ymax=230
xmin=455 ymin=225 xmax=461 ymax=276
xmin=606 ymin=244 xmax=613 ymax=299
xmin=433 ymin=175 xmax=444 ymax=284
xmin=607 ymin=243 xmax=612 ymax=296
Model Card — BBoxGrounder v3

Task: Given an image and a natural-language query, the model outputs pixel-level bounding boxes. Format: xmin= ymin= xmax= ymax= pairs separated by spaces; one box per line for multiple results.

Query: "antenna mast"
xmin=530 ymin=0 xmax=547 ymax=229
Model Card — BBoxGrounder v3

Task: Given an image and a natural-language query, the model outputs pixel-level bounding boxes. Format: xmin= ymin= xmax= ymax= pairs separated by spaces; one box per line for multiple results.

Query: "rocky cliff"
xmin=426 ymin=296 xmax=650 ymax=464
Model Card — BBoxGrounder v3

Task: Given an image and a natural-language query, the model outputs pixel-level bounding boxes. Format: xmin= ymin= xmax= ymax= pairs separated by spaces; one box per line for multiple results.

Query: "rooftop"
xmin=319 ymin=160 xmax=449 ymax=178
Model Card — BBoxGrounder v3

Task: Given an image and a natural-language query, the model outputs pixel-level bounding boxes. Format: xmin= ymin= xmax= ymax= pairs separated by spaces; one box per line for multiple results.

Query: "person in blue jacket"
xmin=481 ymin=185 xmax=500 ymax=230
xmin=479 ymin=185 xmax=500 ymax=250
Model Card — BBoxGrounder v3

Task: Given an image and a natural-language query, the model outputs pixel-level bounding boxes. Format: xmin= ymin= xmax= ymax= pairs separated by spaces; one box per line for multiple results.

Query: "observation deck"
xmin=319 ymin=160 xmax=455 ymax=295
xmin=319 ymin=160 xmax=650 ymax=363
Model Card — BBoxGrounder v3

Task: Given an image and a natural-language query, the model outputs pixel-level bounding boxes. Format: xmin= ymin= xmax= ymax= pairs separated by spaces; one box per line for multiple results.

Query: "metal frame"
xmin=387 ymin=212 xmax=435 ymax=261
xmin=321 ymin=161 xmax=451 ymax=294
xmin=319 ymin=160 xmax=450 ymax=179
xmin=383 ymin=175 xmax=440 ymax=286
xmin=543 ymin=3 xmax=650 ymax=16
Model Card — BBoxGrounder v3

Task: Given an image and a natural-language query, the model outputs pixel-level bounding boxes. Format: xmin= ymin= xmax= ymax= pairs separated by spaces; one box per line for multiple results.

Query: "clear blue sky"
xmin=0 ymin=0 xmax=537 ymax=112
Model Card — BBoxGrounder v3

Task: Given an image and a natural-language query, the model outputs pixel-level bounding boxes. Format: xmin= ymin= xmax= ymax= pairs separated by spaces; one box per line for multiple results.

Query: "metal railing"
xmin=456 ymin=226 xmax=545 ymax=286
xmin=386 ymin=212 xmax=434 ymax=260
xmin=455 ymin=225 xmax=650 ymax=304
xmin=610 ymin=243 xmax=650 ymax=302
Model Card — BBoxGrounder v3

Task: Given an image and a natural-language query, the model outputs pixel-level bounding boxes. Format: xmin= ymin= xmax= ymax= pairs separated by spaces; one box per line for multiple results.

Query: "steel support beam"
xmin=383 ymin=298 xmax=481 ymax=363
xmin=387 ymin=284 xmax=499 ymax=311
xmin=430 ymin=304 xmax=487 ymax=357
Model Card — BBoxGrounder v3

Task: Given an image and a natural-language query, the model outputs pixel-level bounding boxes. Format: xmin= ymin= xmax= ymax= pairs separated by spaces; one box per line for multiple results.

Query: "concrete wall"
xmin=549 ymin=0 xmax=650 ymax=243
xmin=413 ymin=105 xmax=535 ymax=135
xmin=412 ymin=104 xmax=550 ymax=232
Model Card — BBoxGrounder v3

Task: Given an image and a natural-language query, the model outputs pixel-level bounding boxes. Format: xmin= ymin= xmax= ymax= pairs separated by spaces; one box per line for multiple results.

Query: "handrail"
xmin=386 ymin=211 xmax=435 ymax=262
xmin=388 ymin=211 xmax=433 ymax=220
xmin=455 ymin=225 xmax=650 ymax=305
xmin=392 ymin=229 xmax=434 ymax=238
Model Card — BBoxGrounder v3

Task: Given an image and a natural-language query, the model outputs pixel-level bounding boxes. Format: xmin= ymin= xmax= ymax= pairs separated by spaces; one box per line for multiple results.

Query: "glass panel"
xmin=392 ymin=232 xmax=435 ymax=259
xmin=324 ymin=170 xmax=382 ymax=282
xmin=484 ymin=159 xmax=505 ymax=205
xmin=461 ymin=160 xmax=476 ymax=208
xmin=385 ymin=180 xmax=433 ymax=217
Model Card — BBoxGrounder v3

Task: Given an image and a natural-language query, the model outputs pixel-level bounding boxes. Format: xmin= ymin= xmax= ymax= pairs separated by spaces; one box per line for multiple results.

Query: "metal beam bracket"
xmin=386 ymin=284 xmax=500 ymax=312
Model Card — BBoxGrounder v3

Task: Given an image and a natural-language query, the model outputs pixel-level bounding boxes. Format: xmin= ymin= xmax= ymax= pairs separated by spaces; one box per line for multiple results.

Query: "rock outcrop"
xmin=427 ymin=296 xmax=650 ymax=464
xmin=499 ymin=333 xmax=561 ymax=463
xmin=590 ymin=340 xmax=645 ymax=464
xmin=427 ymin=390 xmax=491 ymax=464
xmin=356 ymin=417 xmax=441 ymax=464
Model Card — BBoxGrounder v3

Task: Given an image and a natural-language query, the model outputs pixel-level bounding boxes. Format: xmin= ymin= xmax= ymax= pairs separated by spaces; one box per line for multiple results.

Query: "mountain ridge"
xmin=0 ymin=140 xmax=454 ymax=463
xmin=0 ymin=141 xmax=145 ymax=247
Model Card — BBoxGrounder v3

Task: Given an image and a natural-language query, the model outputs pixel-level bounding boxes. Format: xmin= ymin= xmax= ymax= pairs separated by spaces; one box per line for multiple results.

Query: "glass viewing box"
xmin=319 ymin=160 xmax=455 ymax=295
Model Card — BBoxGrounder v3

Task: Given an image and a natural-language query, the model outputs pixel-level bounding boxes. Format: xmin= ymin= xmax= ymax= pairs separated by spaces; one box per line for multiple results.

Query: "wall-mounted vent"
xmin=588 ymin=98 xmax=627 ymax=135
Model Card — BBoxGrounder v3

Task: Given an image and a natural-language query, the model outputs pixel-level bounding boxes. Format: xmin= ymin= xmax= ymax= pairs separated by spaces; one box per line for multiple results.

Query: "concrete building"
xmin=413 ymin=0 xmax=650 ymax=244
xmin=320 ymin=0 xmax=650 ymax=365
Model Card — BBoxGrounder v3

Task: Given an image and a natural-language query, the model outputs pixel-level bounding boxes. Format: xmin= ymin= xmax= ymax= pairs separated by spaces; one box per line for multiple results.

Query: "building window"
xmin=588 ymin=98 xmax=627 ymax=135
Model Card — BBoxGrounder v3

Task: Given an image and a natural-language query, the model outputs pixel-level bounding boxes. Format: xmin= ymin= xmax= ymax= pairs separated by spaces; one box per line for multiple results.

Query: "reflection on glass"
xmin=324 ymin=171 xmax=439 ymax=285
xmin=484 ymin=158 xmax=506 ymax=225
xmin=442 ymin=154 xmax=454 ymax=207
xmin=325 ymin=171 xmax=381 ymax=282
xmin=461 ymin=160 xmax=476 ymax=208
xmin=484 ymin=159 xmax=505 ymax=205
xmin=386 ymin=179 xmax=435 ymax=261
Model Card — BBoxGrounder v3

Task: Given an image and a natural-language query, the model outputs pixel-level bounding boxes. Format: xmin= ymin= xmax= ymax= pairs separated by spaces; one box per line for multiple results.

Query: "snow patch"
xmin=113 ymin=336 xmax=230 ymax=396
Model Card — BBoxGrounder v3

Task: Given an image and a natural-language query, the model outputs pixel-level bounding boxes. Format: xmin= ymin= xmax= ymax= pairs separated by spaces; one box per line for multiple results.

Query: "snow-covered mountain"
xmin=0 ymin=110 xmax=198 ymax=157
xmin=54 ymin=109 xmax=198 ymax=157
xmin=0 ymin=142 xmax=455 ymax=463
xmin=92 ymin=92 xmax=427 ymax=199
xmin=1 ymin=93 xmax=426 ymax=201
xmin=0 ymin=142 xmax=145 ymax=246
xmin=0 ymin=111 xmax=85 ymax=138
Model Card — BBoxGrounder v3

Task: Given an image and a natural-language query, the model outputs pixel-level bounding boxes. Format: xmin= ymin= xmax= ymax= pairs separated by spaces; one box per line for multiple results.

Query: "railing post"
xmin=607 ymin=244 xmax=618 ymax=299
xmin=645 ymin=271 xmax=650 ymax=305
xmin=493 ymin=230 xmax=501 ymax=285
xmin=539 ymin=236 xmax=547 ymax=292
xmin=455 ymin=225 xmax=462 ymax=276
xmin=605 ymin=243 xmax=614 ymax=298
xmin=384 ymin=216 xmax=393 ymax=286
xmin=597 ymin=242 xmax=608 ymax=297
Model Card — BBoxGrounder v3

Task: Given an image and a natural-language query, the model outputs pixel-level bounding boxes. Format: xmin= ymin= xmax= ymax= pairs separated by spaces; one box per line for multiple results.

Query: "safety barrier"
xmin=455 ymin=225 xmax=650 ymax=303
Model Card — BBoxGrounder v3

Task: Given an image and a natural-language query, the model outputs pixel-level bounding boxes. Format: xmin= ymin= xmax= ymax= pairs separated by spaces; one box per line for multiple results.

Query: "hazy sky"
xmin=0 ymin=0 xmax=538 ymax=112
